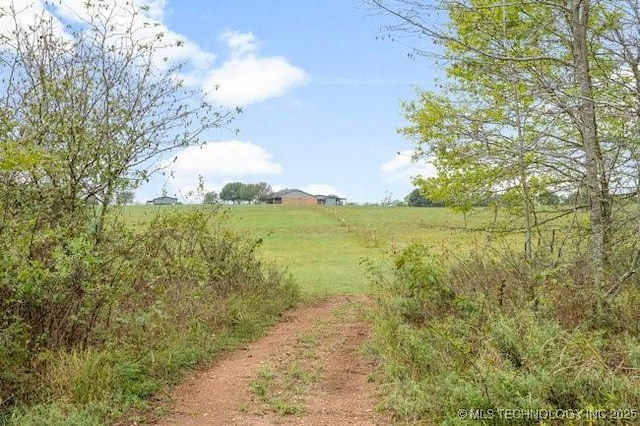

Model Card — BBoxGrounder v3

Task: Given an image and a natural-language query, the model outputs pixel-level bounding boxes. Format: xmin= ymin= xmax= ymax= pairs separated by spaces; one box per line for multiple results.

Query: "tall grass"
xmin=366 ymin=242 xmax=640 ymax=425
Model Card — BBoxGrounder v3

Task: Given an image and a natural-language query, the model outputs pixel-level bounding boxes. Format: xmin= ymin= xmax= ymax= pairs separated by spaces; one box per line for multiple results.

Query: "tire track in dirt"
xmin=149 ymin=295 xmax=389 ymax=426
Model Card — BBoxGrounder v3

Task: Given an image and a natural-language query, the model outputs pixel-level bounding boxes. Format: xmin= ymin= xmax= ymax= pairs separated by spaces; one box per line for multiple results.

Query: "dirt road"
xmin=150 ymin=295 xmax=389 ymax=425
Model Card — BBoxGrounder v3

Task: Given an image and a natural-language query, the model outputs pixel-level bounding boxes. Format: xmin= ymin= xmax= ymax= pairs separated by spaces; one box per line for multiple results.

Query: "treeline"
xmin=406 ymin=188 xmax=574 ymax=208
xmin=0 ymin=4 xmax=297 ymax=424
xmin=215 ymin=181 xmax=273 ymax=204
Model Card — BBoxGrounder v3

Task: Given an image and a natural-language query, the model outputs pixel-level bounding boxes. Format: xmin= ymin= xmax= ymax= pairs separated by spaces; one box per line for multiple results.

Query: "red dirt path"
xmin=148 ymin=295 xmax=390 ymax=426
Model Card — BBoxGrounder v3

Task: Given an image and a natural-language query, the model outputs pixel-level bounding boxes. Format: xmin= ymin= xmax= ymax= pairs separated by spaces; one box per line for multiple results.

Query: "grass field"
xmin=124 ymin=204 xmax=515 ymax=296
xmin=225 ymin=205 xmax=375 ymax=295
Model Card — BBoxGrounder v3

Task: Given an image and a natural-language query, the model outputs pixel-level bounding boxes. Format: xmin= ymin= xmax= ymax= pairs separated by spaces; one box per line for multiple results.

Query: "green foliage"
xmin=389 ymin=243 xmax=453 ymax=323
xmin=400 ymin=91 xmax=494 ymax=214
xmin=220 ymin=181 xmax=272 ymax=204
xmin=203 ymin=191 xmax=219 ymax=204
xmin=1 ymin=205 xmax=299 ymax=423
xmin=377 ymin=0 xmax=640 ymax=291
xmin=4 ymin=402 xmax=111 ymax=426
xmin=0 ymin=3 xmax=295 ymax=422
xmin=220 ymin=181 xmax=246 ymax=204
xmin=405 ymin=188 xmax=443 ymax=207
xmin=368 ymin=243 xmax=640 ymax=424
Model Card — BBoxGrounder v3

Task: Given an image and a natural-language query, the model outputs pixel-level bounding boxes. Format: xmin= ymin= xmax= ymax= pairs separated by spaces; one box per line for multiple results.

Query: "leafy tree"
xmin=116 ymin=190 xmax=135 ymax=205
xmin=370 ymin=0 xmax=640 ymax=296
xmin=536 ymin=189 xmax=561 ymax=207
xmin=252 ymin=182 xmax=273 ymax=202
xmin=406 ymin=188 xmax=443 ymax=207
xmin=220 ymin=182 xmax=245 ymax=204
xmin=203 ymin=191 xmax=219 ymax=205
xmin=240 ymin=183 xmax=259 ymax=203
xmin=0 ymin=1 xmax=236 ymax=352
xmin=0 ymin=1 xmax=235 ymax=241
xmin=220 ymin=181 xmax=272 ymax=203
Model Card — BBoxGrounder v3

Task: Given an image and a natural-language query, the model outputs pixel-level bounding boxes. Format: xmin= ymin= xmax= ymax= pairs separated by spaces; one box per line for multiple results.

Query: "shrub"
xmin=0 ymin=205 xmax=299 ymax=423
xmin=368 ymin=243 xmax=640 ymax=424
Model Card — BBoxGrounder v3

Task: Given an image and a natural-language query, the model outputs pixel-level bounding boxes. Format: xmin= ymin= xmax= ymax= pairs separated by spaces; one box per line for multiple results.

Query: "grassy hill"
xmin=124 ymin=204 xmax=509 ymax=295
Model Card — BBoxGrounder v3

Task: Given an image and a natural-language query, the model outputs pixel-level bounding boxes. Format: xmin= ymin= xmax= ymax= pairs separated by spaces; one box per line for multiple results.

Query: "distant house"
xmin=316 ymin=194 xmax=347 ymax=206
xmin=265 ymin=189 xmax=317 ymax=205
xmin=264 ymin=189 xmax=346 ymax=206
xmin=146 ymin=196 xmax=178 ymax=205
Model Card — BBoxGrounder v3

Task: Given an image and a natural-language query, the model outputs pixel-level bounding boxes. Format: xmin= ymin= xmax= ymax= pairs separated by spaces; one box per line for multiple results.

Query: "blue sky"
xmin=4 ymin=0 xmax=441 ymax=204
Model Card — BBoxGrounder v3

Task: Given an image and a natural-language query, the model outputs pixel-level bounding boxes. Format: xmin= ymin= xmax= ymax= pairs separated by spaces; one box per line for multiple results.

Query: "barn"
xmin=264 ymin=189 xmax=318 ymax=205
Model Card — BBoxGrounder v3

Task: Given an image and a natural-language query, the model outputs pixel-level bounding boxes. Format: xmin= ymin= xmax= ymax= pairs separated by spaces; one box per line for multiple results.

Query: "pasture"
xmin=124 ymin=204 xmax=512 ymax=295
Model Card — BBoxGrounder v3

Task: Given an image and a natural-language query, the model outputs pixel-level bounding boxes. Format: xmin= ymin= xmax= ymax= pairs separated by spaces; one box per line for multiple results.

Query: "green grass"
xmin=8 ymin=202 xmax=531 ymax=425
xmin=250 ymin=361 xmax=315 ymax=416
xmin=316 ymin=205 xmax=503 ymax=252
xmin=122 ymin=204 xmax=510 ymax=296
xmin=226 ymin=205 xmax=378 ymax=295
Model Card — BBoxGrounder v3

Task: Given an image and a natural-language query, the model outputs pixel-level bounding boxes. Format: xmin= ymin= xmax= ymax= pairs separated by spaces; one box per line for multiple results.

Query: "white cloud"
xmin=164 ymin=140 xmax=282 ymax=199
xmin=52 ymin=0 xmax=214 ymax=70
xmin=0 ymin=1 xmax=68 ymax=40
xmin=203 ymin=30 xmax=309 ymax=106
xmin=0 ymin=2 xmax=308 ymax=107
xmin=0 ymin=0 xmax=215 ymax=73
xmin=302 ymin=184 xmax=344 ymax=197
xmin=380 ymin=150 xmax=436 ymax=181
xmin=219 ymin=30 xmax=261 ymax=57
xmin=141 ymin=0 xmax=167 ymax=20
xmin=169 ymin=141 xmax=282 ymax=177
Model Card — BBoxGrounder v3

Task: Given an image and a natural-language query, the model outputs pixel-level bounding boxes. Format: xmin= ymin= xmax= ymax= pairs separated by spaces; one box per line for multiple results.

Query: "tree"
xmin=0 ymin=1 xmax=236 ymax=349
xmin=116 ymin=190 xmax=135 ymax=205
xmin=220 ymin=182 xmax=245 ymax=204
xmin=381 ymin=190 xmax=394 ymax=207
xmin=253 ymin=182 xmax=273 ymax=202
xmin=219 ymin=181 xmax=272 ymax=203
xmin=0 ymin=1 xmax=235 ymax=242
xmin=370 ymin=0 xmax=640 ymax=297
xmin=536 ymin=190 xmax=561 ymax=207
xmin=240 ymin=183 xmax=260 ymax=203
xmin=203 ymin=191 xmax=219 ymax=205
xmin=406 ymin=188 xmax=443 ymax=207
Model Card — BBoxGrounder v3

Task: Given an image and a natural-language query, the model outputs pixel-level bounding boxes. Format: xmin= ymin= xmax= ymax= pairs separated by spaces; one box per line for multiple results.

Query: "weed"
xmin=295 ymin=332 xmax=318 ymax=348
xmin=369 ymin=242 xmax=640 ymax=424
xmin=272 ymin=398 xmax=305 ymax=416
xmin=249 ymin=359 xmax=319 ymax=417
xmin=251 ymin=365 xmax=275 ymax=402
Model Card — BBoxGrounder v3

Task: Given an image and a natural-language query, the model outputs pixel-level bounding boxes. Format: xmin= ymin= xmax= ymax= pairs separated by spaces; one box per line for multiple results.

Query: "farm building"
xmin=316 ymin=194 xmax=347 ymax=206
xmin=146 ymin=196 xmax=179 ymax=205
xmin=264 ymin=189 xmax=346 ymax=206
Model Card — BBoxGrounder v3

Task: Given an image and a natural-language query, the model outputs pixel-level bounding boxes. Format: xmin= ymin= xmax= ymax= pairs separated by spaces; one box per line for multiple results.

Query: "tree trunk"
xmin=512 ymin=81 xmax=533 ymax=261
xmin=568 ymin=0 xmax=610 ymax=296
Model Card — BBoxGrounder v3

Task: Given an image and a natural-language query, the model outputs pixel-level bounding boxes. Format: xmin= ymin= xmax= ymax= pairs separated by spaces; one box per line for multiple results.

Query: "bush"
xmin=368 ymin=243 xmax=640 ymax=425
xmin=0 ymin=2 xmax=249 ymax=421
xmin=0 ymin=205 xmax=299 ymax=423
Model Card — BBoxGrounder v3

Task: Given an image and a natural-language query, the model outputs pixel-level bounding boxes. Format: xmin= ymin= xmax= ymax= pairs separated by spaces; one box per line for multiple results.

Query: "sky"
xmin=2 ymin=0 xmax=442 ymax=204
